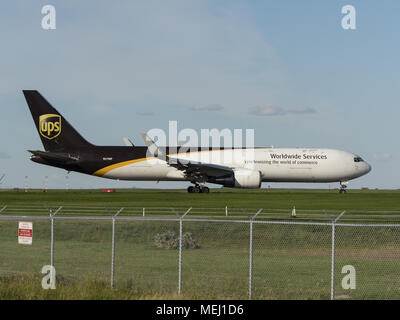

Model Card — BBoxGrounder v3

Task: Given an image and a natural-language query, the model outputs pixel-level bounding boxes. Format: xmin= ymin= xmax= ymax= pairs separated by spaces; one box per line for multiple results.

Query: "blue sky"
xmin=0 ymin=1 xmax=398 ymax=189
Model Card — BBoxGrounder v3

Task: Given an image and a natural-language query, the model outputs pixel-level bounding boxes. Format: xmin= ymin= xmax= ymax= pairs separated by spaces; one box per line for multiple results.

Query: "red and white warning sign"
xmin=18 ymin=221 xmax=33 ymax=245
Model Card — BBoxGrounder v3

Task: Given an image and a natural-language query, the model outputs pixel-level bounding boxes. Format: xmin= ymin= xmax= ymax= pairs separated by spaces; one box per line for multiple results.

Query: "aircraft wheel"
xmin=187 ymin=186 xmax=194 ymax=193
xmin=193 ymin=186 xmax=201 ymax=193
xmin=202 ymin=187 xmax=210 ymax=193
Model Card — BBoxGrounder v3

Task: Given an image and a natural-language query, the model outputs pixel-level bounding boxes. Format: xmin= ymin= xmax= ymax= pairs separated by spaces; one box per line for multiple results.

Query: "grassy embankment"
xmin=1 ymin=188 xmax=400 ymax=299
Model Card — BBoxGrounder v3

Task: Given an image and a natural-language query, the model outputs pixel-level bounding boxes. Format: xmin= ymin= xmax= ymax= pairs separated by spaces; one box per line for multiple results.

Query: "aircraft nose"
xmin=364 ymin=162 xmax=372 ymax=174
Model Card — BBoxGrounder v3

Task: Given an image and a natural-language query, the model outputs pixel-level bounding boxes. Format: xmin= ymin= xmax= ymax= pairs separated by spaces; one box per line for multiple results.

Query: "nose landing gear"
xmin=339 ymin=181 xmax=348 ymax=194
xmin=187 ymin=184 xmax=210 ymax=193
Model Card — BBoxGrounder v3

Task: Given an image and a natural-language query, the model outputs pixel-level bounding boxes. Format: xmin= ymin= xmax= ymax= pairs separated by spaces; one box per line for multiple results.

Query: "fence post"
xmin=330 ymin=210 xmax=345 ymax=300
xmin=48 ymin=206 xmax=62 ymax=268
xmin=110 ymin=208 xmax=124 ymax=289
xmin=50 ymin=214 xmax=54 ymax=267
xmin=330 ymin=222 xmax=335 ymax=300
xmin=249 ymin=219 xmax=253 ymax=299
xmin=247 ymin=209 xmax=262 ymax=300
xmin=111 ymin=217 xmax=116 ymax=289
xmin=225 ymin=206 xmax=228 ymax=217
xmin=178 ymin=207 xmax=192 ymax=295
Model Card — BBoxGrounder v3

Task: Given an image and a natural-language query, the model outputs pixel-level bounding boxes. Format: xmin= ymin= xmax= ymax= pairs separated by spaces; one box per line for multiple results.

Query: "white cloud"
xmin=287 ymin=106 xmax=316 ymax=115
xmin=248 ymin=105 xmax=285 ymax=116
xmin=248 ymin=105 xmax=316 ymax=116
xmin=190 ymin=104 xmax=224 ymax=111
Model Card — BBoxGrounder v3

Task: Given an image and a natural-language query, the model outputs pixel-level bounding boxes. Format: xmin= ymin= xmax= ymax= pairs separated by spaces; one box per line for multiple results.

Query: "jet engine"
xmin=215 ymin=168 xmax=262 ymax=188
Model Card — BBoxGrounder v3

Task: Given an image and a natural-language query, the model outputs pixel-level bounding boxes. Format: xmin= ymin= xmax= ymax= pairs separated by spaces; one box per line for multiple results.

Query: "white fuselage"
xmin=101 ymin=148 xmax=371 ymax=184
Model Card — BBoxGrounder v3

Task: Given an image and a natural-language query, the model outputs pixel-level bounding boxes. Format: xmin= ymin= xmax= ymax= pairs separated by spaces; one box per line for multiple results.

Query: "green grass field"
xmin=1 ymin=188 xmax=400 ymax=299
xmin=1 ymin=188 xmax=400 ymax=212
xmin=1 ymin=188 xmax=400 ymax=224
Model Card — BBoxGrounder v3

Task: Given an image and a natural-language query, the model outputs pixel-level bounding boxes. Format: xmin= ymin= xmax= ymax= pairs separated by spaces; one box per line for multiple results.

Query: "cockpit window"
xmin=354 ymin=156 xmax=364 ymax=162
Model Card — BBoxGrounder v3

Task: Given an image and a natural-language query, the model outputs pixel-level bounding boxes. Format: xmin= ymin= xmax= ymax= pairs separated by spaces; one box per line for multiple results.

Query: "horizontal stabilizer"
xmin=28 ymin=150 xmax=79 ymax=165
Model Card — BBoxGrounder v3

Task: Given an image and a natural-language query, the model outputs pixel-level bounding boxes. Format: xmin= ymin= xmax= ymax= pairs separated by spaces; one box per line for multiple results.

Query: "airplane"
xmin=23 ymin=90 xmax=371 ymax=193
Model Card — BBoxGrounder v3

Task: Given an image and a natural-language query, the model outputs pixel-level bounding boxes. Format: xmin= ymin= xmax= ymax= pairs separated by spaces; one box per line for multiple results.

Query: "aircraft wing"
xmin=168 ymin=157 xmax=233 ymax=180
xmin=141 ymin=133 xmax=232 ymax=181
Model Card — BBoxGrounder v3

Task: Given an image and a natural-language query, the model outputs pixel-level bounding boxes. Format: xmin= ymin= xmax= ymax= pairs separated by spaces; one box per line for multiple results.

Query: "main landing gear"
xmin=339 ymin=181 xmax=348 ymax=194
xmin=187 ymin=184 xmax=210 ymax=193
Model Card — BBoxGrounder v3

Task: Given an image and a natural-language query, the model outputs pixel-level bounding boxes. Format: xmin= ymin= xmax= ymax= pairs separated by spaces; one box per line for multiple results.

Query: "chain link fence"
xmin=1 ymin=206 xmax=400 ymax=299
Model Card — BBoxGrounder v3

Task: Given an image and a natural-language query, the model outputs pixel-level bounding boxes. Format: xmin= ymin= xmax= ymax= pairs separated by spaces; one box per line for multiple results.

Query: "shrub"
xmin=181 ymin=232 xmax=201 ymax=249
xmin=154 ymin=230 xmax=178 ymax=249
xmin=154 ymin=231 xmax=200 ymax=249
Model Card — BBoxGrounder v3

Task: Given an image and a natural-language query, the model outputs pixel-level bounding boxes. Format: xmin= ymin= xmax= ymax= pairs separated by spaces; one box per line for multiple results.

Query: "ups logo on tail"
xmin=39 ymin=114 xmax=61 ymax=140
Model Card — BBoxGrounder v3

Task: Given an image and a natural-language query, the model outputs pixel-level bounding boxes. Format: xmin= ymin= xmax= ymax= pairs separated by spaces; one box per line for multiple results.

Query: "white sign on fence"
xmin=18 ymin=221 xmax=33 ymax=245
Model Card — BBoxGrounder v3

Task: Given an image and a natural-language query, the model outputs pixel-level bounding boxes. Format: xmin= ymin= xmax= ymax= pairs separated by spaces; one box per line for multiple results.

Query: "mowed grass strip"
xmin=0 ymin=188 xmax=399 ymax=214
